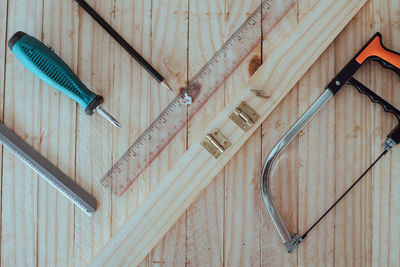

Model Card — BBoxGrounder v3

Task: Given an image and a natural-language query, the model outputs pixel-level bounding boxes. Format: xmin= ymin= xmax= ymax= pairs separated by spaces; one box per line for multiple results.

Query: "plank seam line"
xmin=0 ymin=0 xmax=10 ymax=264
xmin=295 ymin=2 xmax=300 ymax=265
xmin=148 ymin=0 xmax=154 ymax=265
xmin=223 ymin=1 xmax=227 ymax=264
xmin=36 ymin=1 xmax=45 ymax=266
xmin=185 ymin=0 xmax=190 ymax=265
xmin=259 ymin=1 xmax=263 ymax=265
xmin=73 ymin=1 xmax=83 ymax=262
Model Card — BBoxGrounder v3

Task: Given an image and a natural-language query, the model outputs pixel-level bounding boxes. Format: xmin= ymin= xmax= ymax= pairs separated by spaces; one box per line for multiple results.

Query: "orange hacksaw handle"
xmin=356 ymin=33 xmax=400 ymax=69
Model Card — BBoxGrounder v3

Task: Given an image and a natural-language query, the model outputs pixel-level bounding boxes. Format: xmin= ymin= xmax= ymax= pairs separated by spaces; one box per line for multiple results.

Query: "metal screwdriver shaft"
xmin=96 ymin=106 xmax=121 ymax=128
xmin=9 ymin=31 xmax=121 ymax=128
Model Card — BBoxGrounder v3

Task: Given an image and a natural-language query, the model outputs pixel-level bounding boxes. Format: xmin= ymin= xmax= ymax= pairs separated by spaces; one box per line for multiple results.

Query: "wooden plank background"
xmin=0 ymin=0 xmax=399 ymax=266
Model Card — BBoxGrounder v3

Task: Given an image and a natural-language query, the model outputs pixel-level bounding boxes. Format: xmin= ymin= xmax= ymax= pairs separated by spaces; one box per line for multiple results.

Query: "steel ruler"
xmin=100 ymin=0 xmax=296 ymax=196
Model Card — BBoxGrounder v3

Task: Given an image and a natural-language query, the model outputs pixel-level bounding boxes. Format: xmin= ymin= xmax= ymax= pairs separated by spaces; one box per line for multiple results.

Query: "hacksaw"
xmin=262 ymin=32 xmax=400 ymax=253
xmin=90 ymin=0 xmax=367 ymax=265
xmin=100 ymin=0 xmax=296 ymax=195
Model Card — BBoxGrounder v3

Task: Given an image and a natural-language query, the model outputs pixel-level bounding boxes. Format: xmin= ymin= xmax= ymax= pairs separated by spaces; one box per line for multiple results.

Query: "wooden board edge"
xmin=90 ymin=0 xmax=368 ymax=265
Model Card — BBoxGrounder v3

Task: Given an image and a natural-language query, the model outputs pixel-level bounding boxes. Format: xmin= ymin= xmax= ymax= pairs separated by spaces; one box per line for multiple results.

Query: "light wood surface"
xmin=90 ymin=0 xmax=369 ymax=265
xmin=1 ymin=0 xmax=399 ymax=266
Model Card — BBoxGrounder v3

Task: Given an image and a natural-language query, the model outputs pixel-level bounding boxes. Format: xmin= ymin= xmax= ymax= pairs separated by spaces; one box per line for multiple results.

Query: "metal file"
xmin=0 ymin=122 xmax=96 ymax=216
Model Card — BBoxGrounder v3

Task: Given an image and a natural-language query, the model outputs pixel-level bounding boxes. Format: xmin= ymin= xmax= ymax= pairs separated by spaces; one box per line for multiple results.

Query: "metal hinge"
xmin=201 ymin=129 xmax=231 ymax=159
xmin=229 ymin=101 xmax=259 ymax=131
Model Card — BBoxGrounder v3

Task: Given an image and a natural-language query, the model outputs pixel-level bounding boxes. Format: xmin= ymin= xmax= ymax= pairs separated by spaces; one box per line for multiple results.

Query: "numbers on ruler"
xmin=103 ymin=0 xmax=296 ymax=193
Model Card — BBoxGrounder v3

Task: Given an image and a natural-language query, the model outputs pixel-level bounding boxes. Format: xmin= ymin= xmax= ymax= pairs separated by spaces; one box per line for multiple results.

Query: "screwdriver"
xmin=8 ymin=31 xmax=121 ymax=128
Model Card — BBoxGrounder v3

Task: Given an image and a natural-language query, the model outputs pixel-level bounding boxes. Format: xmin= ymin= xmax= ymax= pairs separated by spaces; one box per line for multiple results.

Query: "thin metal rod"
xmin=96 ymin=106 xmax=121 ymax=128
xmin=262 ymin=89 xmax=333 ymax=248
xmin=301 ymin=150 xmax=387 ymax=239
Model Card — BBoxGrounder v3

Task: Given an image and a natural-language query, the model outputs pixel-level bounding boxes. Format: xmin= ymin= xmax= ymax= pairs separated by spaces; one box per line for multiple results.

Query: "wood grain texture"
xmin=223 ymin=1 xmax=263 ymax=266
xmin=296 ymin=0 xmax=336 ymax=264
xmin=37 ymin=2 xmax=78 ymax=266
xmin=149 ymin=1 xmax=188 ymax=265
xmin=1 ymin=0 xmax=400 ymax=266
xmin=2 ymin=0 xmax=43 ymax=266
xmin=331 ymin=1 xmax=400 ymax=265
xmin=186 ymin=0 xmax=225 ymax=266
xmin=0 ymin=1 xmax=6 ymax=264
xmin=110 ymin=0 xmax=152 ymax=228
xmin=260 ymin=4 xmax=299 ymax=267
xmin=90 ymin=1 xmax=367 ymax=265
xmin=73 ymin=0 xmax=114 ymax=265
xmin=0 ymin=0 xmax=6 ymax=116
xmin=108 ymin=1 xmax=152 ymax=266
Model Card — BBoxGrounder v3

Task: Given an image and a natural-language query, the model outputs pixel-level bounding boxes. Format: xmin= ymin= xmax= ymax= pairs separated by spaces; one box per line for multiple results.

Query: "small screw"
xmin=251 ymin=89 xmax=269 ymax=99
xmin=335 ymin=80 xmax=341 ymax=86
xmin=180 ymin=92 xmax=192 ymax=106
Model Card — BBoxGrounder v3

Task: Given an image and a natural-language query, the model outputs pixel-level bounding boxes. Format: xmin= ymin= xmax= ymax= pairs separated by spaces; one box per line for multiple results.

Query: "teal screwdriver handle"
xmin=8 ymin=31 xmax=103 ymax=115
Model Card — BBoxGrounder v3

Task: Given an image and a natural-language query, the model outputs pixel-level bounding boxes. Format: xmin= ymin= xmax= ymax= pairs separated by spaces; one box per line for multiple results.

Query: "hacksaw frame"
xmin=90 ymin=0 xmax=368 ymax=265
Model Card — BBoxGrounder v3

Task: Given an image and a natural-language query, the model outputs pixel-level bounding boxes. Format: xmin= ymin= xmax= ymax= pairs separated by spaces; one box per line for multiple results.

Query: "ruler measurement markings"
xmin=100 ymin=0 xmax=296 ymax=195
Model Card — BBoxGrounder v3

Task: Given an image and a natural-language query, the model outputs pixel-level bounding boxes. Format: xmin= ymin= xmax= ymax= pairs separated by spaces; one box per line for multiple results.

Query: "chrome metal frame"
xmin=261 ymin=89 xmax=333 ymax=252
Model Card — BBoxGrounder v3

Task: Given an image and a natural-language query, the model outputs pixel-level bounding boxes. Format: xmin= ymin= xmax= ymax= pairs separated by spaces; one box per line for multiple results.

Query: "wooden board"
xmin=90 ymin=0 xmax=369 ymax=265
xmin=148 ymin=1 xmax=188 ymax=265
xmin=1 ymin=0 xmax=399 ymax=266
xmin=0 ymin=3 xmax=6 ymax=265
